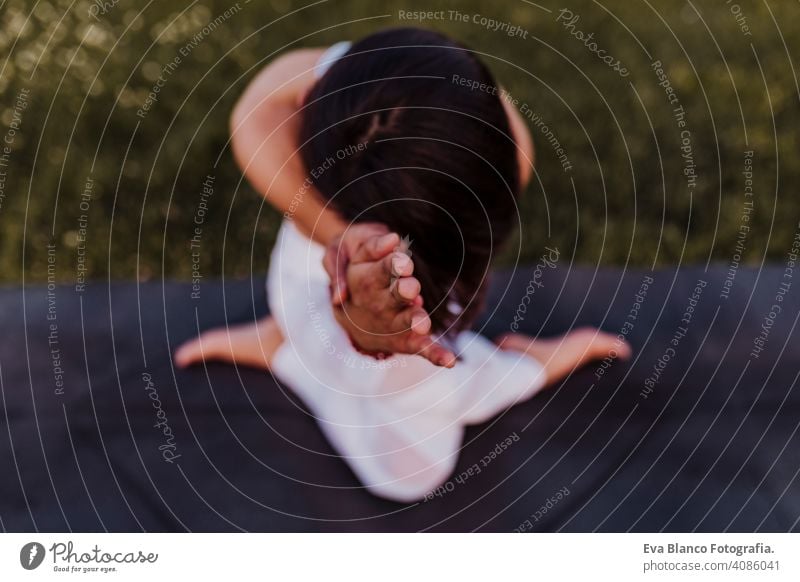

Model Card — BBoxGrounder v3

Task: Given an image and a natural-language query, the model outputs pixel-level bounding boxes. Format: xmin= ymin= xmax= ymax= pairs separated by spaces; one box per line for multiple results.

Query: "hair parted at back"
xmin=300 ymin=27 xmax=521 ymax=336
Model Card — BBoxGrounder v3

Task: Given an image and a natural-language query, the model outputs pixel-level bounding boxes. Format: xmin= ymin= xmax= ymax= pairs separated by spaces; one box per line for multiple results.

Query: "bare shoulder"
xmin=263 ymin=47 xmax=328 ymax=81
xmin=231 ymin=47 xmax=328 ymax=124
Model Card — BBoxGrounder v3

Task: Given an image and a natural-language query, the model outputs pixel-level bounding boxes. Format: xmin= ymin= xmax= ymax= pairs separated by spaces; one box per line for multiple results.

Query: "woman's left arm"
xmin=229 ymin=48 xmax=347 ymax=245
xmin=231 ymin=50 xmax=453 ymax=365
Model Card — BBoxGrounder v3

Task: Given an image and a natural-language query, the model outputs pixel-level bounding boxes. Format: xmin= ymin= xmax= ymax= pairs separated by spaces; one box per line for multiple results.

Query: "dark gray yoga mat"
xmin=1 ymin=264 xmax=799 ymax=531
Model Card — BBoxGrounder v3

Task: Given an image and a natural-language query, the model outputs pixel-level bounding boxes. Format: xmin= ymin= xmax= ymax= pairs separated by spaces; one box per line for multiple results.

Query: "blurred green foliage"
xmin=1 ymin=0 xmax=798 ymax=284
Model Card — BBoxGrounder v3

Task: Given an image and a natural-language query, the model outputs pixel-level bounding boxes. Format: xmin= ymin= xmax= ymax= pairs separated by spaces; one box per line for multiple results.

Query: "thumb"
xmin=333 ymin=245 xmax=349 ymax=305
xmin=323 ymin=237 xmax=348 ymax=305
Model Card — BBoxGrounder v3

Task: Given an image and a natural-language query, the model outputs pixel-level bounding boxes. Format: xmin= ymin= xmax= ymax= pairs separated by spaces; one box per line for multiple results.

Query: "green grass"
xmin=1 ymin=0 xmax=798 ymax=284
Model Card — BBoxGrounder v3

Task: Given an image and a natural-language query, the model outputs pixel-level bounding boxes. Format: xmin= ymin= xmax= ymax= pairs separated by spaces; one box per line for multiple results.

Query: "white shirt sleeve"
xmin=266 ymin=220 xmax=547 ymax=501
xmin=451 ymin=331 xmax=548 ymax=425
xmin=314 ymin=41 xmax=352 ymax=79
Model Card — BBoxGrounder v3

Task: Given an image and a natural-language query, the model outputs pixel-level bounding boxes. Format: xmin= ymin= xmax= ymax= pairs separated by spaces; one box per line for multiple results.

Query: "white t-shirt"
xmin=268 ymin=220 xmax=546 ymax=502
xmin=314 ymin=41 xmax=352 ymax=79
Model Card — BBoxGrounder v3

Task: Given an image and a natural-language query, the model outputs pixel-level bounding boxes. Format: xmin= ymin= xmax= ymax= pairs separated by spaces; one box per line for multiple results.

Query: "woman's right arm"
xmin=500 ymin=88 xmax=535 ymax=189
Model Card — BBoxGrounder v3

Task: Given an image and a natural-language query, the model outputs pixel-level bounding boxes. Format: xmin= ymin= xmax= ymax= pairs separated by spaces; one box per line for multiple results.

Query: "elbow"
xmin=229 ymin=92 xmax=252 ymax=141
xmin=229 ymin=79 xmax=271 ymax=142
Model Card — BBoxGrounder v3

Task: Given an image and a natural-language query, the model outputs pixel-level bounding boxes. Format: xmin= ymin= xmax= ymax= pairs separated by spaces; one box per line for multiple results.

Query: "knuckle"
xmin=350 ymin=291 xmax=365 ymax=307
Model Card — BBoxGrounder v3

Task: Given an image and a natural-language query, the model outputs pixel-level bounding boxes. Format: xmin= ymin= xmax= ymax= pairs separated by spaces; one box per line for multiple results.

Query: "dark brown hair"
xmin=300 ymin=27 xmax=520 ymax=336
